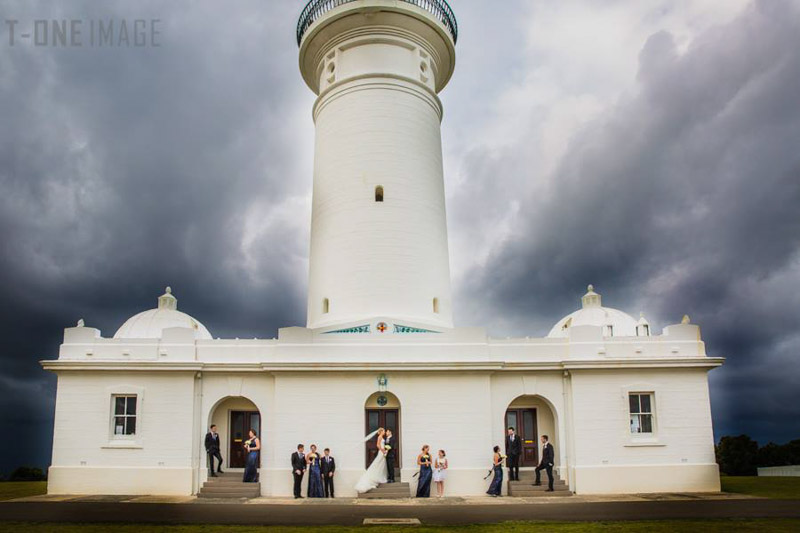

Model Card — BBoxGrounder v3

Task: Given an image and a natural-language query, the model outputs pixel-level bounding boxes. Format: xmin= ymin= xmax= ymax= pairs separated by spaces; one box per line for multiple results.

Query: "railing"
xmin=297 ymin=0 xmax=458 ymax=46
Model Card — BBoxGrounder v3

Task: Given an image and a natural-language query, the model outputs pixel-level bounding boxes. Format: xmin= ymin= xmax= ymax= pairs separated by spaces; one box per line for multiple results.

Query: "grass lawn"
xmin=721 ymin=475 xmax=800 ymax=499
xmin=0 ymin=481 xmax=46 ymax=501
xmin=0 ymin=520 xmax=799 ymax=533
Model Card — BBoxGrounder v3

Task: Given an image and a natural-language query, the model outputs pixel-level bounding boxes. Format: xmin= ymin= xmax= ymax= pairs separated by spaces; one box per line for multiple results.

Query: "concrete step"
xmin=199 ymin=475 xmax=260 ymax=499
xmin=197 ymin=490 xmax=260 ymax=499
xmin=205 ymin=477 xmax=253 ymax=485
xmin=509 ymin=479 xmax=566 ymax=487
xmin=508 ymin=485 xmax=569 ymax=494
xmin=200 ymin=482 xmax=259 ymax=491
xmin=358 ymin=482 xmax=411 ymax=499
xmin=364 ymin=486 xmax=411 ymax=494
xmin=508 ymin=489 xmax=573 ymax=497
xmin=509 ymin=484 xmax=571 ymax=496
xmin=199 ymin=488 xmax=260 ymax=497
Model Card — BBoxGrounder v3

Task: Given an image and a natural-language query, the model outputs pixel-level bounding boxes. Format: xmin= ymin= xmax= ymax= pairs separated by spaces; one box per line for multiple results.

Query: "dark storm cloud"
xmin=0 ymin=0 xmax=798 ymax=474
xmin=454 ymin=0 xmax=800 ymax=443
xmin=0 ymin=0 xmax=314 ymax=472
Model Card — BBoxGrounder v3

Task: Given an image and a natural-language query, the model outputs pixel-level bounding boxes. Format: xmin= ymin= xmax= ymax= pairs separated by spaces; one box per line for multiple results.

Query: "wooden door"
xmin=365 ymin=409 xmax=400 ymax=469
xmin=505 ymin=408 xmax=538 ymax=466
xmin=229 ymin=411 xmax=261 ymax=468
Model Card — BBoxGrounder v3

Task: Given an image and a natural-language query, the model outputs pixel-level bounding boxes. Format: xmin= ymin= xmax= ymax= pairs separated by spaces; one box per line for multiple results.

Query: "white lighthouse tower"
xmin=298 ymin=0 xmax=458 ymax=330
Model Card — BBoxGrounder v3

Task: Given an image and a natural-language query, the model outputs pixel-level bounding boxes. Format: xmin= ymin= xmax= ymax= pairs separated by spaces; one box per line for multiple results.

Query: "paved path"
xmin=1 ymin=498 xmax=799 ymax=526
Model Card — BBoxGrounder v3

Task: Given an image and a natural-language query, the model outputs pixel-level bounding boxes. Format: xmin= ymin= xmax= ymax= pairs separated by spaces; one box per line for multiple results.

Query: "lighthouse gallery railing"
xmin=297 ymin=0 xmax=458 ymax=46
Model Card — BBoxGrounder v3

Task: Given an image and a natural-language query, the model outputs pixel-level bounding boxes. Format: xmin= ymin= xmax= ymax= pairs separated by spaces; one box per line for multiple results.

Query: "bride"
xmin=355 ymin=427 xmax=388 ymax=493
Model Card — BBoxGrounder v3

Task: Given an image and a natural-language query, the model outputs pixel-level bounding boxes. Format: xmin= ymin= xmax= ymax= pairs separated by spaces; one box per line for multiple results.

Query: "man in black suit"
xmin=505 ymin=427 xmax=522 ymax=481
xmin=384 ymin=429 xmax=396 ymax=483
xmin=204 ymin=424 xmax=223 ymax=477
xmin=321 ymin=448 xmax=336 ymax=498
xmin=534 ymin=434 xmax=555 ymax=491
xmin=291 ymin=444 xmax=306 ymax=498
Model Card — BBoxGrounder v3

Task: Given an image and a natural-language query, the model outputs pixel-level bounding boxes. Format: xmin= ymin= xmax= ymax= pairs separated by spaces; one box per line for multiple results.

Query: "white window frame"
xmin=629 ymin=392 xmax=654 ymax=435
xmin=621 ymin=385 xmax=663 ymax=447
xmin=104 ymin=385 xmax=144 ymax=448
xmin=112 ymin=394 xmax=138 ymax=437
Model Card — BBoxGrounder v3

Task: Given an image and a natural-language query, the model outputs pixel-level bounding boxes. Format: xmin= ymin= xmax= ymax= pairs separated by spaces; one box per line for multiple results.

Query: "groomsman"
xmin=291 ymin=444 xmax=306 ymax=498
xmin=534 ymin=435 xmax=555 ymax=491
xmin=384 ymin=429 xmax=396 ymax=483
xmin=204 ymin=424 xmax=223 ymax=477
xmin=505 ymin=427 xmax=521 ymax=481
xmin=321 ymin=448 xmax=336 ymax=498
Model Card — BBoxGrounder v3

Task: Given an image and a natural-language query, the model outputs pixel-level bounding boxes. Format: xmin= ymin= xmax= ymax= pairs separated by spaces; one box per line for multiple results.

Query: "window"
xmin=604 ymin=324 xmax=614 ymax=337
xmin=113 ymin=395 xmax=137 ymax=436
xmin=375 ymin=186 xmax=384 ymax=202
xmin=629 ymin=393 xmax=654 ymax=434
xmin=432 ymin=297 xmax=439 ymax=314
xmin=323 ymin=298 xmax=330 ymax=314
xmin=637 ymin=324 xmax=650 ymax=336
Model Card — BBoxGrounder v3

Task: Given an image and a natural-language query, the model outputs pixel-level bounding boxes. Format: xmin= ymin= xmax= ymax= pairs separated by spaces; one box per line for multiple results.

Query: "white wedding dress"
xmin=355 ymin=436 xmax=388 ymax=493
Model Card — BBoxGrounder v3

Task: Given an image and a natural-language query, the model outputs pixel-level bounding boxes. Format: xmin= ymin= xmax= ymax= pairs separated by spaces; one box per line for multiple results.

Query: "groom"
xmin=384 ymin=429 xmax=396 ymax=483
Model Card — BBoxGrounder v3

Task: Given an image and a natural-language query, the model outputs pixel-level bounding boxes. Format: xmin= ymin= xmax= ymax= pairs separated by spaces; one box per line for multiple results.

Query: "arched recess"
xmin=208 ymin=396 xmax=261 ymax=470
xmin=364 ymin=391 xmax=401 ymax=469
xmin=503 ymin=394 xmax=559 ymax=468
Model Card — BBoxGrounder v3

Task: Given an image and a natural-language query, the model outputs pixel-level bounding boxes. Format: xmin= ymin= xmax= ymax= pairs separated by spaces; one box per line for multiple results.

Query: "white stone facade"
xmin=44 ymin=290 xmax=722 ymax=497
xmin=42 ymin=0 xmax=723 ymax=497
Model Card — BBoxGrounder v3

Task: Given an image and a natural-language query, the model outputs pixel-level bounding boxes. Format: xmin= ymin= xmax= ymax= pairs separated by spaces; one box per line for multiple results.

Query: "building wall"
xmin=46 ymin=366 xmax=721 ymax=497
xmin=48 ymin=371 xmax=197 ymax=495
xmin=262 ymin=371 xmax=494 ymax=497
xmin=569 ymin=368 xmax=720 ymax=493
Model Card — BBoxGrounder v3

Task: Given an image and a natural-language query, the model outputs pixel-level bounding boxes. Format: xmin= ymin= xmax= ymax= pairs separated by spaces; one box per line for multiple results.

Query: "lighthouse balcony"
xmin=297 ymin=0 xmax=458 ymax=46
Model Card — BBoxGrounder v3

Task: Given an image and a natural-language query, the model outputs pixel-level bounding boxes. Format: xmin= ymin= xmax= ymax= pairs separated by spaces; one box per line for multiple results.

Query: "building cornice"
xmin=40 ymin=357 xmax=724 ymax=373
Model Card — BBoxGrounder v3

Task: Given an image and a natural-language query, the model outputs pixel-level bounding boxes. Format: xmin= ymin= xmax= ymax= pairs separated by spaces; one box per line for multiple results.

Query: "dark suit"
xmin=291 ymin=451 xmax=306 ymax=497
xmin=384 ymin=435 xmax=396 ymax=482
xmin=204 ymin=432 xmax=223 ymax=474
xmin=505 ymin=434 xmax=522 ymax=481
xmin=320 ymin=454 xmax=336 ymax=497
xmin=535 ymin=442 xmax=555 ymax=490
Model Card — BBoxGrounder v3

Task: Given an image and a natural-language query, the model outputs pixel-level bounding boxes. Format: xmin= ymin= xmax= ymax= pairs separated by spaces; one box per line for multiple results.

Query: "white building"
xmin=42 ymin=0 xmax=723 ymax=497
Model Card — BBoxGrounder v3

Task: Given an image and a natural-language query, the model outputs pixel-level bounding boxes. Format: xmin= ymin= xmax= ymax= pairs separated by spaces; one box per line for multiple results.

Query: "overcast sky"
xmin=1 ymin=0 xmax=798 ymax=473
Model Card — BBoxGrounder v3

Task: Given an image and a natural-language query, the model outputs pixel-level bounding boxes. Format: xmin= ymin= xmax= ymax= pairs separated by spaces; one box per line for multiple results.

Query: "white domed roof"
xmin=547 ymin=285 xmax=639 ymax=338
xmin=113 ymin=287 xmax=212 ymax=340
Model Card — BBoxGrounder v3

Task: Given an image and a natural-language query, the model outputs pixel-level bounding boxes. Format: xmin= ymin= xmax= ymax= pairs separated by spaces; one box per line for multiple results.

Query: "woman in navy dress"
xmin=486 ymin=445 xmax=503 ymax=497
xmin=306 ymin=444 xmax=325 ymax=498
xmin=415 ymin=445 xmax=433 ymax=498
xmin=243 ymin=429 xmax=261 ymax=483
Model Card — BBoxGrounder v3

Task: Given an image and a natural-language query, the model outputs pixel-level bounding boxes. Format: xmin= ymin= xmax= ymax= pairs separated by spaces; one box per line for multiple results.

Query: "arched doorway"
xmin=504 ymin=395 xmax=558 ymax=468
xmin=365 ymin=391 xmax=400 ymax=470
xmin=208 ymin=396 xmax=261 ymax=470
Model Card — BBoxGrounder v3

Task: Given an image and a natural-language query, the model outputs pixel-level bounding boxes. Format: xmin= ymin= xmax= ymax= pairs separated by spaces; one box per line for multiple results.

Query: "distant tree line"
xmin=0 ymin=467 xmax=46 ymax=482
xmin=716 ymin=435 xmax=800 ymax=476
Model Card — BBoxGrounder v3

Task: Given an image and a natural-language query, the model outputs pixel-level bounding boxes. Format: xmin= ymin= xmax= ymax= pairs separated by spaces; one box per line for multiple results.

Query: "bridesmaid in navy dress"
xmin=486 ymin=445 xmax=503 ymax=497
xmin=415 ymin=445 xmax=433 ymax=497
xmin=306 ymin=444 xmax=325 ymax=498
xmin=243 ymin=429 xmax=261 ymax=483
